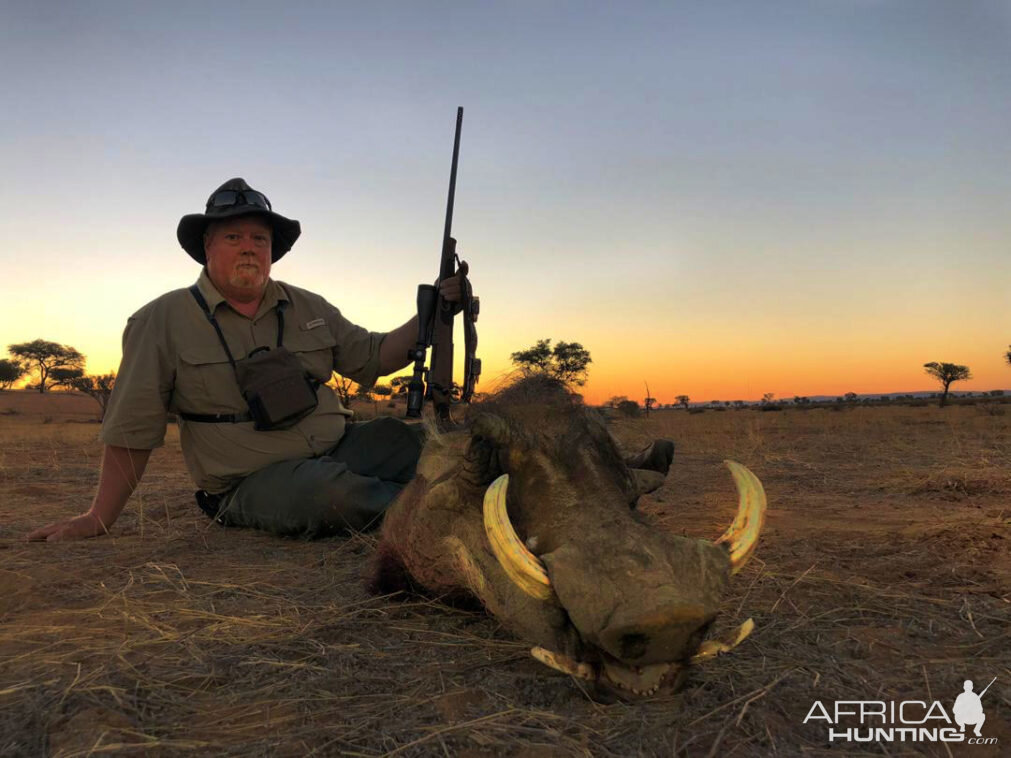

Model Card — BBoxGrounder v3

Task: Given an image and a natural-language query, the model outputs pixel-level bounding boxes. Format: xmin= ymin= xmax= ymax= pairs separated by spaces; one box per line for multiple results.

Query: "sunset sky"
xmin=2 ymin=1 xmax=1008 ymax=405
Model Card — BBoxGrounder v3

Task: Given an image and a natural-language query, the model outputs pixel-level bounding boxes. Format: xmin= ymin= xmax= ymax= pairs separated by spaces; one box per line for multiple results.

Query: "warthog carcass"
xmin=371 ymin=376 xmax=766 ymax=696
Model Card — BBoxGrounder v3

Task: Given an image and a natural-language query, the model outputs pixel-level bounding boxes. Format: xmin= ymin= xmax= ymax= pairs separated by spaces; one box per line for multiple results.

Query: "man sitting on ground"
xmin=28 ymin=178 xmax=463 ymax=541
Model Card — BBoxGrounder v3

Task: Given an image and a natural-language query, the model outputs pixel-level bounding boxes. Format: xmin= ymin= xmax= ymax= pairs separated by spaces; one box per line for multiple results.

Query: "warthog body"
xmin=371 ymin=376 xmax=764 ymax=695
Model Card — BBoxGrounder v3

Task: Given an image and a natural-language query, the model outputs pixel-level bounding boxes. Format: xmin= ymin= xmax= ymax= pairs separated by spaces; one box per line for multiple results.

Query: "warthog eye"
xmin=464 ymin=435 xmax=504 ymax=485
xmin=470 ymin=414 xmax=510 ymax=445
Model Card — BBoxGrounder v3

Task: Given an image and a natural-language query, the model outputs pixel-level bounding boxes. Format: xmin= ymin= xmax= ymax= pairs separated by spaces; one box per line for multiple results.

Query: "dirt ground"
xmin=1 ymin=390 xmax=1009 ymax=757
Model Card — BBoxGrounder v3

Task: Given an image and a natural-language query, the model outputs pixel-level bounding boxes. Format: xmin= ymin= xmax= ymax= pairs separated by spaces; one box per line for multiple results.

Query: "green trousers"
xmin=213 ymin=417 xmax=426 ymax=538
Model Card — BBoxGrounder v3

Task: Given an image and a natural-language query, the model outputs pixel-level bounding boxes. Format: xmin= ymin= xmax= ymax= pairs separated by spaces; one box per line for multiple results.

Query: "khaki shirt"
xmin=101 ymin=270 xmax=386 ymax=493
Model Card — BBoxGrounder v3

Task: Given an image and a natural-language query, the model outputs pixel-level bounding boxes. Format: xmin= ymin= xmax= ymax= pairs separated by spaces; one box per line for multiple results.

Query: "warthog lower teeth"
xmin=531 ymin=648 xmax=674 ymax=696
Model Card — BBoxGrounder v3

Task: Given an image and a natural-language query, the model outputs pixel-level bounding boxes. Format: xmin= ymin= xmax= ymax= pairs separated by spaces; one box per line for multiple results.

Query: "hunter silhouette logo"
xmin=953 ymin=677 xmax=995 ymax=738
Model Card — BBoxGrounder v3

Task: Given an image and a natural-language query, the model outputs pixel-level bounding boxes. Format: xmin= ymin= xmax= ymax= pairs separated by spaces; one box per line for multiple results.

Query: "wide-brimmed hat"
xmin=177 ymin=178 xmax=301 ymax=264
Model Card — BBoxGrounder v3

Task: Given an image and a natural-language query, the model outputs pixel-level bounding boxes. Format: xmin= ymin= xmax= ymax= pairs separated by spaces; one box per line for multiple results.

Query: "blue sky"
xmin=2 ymin=1 xmax=1008 ymax=402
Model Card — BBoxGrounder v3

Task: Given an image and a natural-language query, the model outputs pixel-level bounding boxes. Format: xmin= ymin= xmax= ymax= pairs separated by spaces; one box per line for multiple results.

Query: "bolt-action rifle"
xmin=406 ymin=107 xmax=480 ymax=428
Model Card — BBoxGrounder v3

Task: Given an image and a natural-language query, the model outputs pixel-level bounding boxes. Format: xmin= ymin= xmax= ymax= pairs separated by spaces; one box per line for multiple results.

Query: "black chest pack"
xmin=179 ymin=286 xmax=320 ymax=431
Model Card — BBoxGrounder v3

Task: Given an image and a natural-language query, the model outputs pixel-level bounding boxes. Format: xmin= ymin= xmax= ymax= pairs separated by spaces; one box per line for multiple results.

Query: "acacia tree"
xmin=330 ymin=374 xmax=355 ymax=407
xmin=510 ymin=338 xmax=592 ymax=387
xmin=49 ymin=367 xmax=86 ymax=390
xmin=510 ymin=339 xmax=552 ymax=374
xmin=389 ymin=376 xmax=410 ymax=396
xmin=553 ymin=342 xmax=591 ymax=386
xmin=0 ymin=358 xmax=25 ymax=390
xmin=1005 ymin=345 xmax=1011 ymax=368
xmin=676 ymin=395 xmax=691 ymax=410
xmin=8 ymin=340 xmax=85 ymax=393
xmin=923 ymin=362 xmax=972 ymax=407
xmin=70 ymin=374 xmax=116 ymax=419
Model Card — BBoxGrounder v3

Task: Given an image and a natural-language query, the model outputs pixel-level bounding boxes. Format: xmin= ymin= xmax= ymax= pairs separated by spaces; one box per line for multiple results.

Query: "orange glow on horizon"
xmin=5 ymin=320 xmax=1009 ymax=406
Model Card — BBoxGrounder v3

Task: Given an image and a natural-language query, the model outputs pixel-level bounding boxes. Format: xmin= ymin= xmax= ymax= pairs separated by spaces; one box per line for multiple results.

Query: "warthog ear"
xmin=632 ymin=469 xmax=666 ymax=497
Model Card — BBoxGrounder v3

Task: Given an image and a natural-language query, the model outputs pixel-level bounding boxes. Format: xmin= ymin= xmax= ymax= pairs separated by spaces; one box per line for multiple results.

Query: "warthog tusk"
xmin=714 ymin=460 xmax=767 ymax=574
xmin=530 ymin=646 xmax=595 ymax=681
xmin=690 ymin=618 xmax=755 ymax=664
xmin=483 ymin=474 xmax=554 ymax=601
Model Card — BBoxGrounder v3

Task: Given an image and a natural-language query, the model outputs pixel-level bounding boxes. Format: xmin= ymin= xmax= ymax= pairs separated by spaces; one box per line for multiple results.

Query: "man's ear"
xmin=202 ymin=223 xmax=216 ymax=261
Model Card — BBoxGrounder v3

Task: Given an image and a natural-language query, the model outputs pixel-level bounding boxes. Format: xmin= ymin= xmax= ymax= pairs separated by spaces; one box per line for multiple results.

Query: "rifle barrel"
xmin=442 ymin=107 xmax=463 ymax=257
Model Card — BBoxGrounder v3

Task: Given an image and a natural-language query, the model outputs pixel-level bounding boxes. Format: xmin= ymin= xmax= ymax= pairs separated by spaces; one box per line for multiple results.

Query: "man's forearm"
xmin=378 ymin=315 xmax=420 ymax=377
xmin=89 ymin=445 xmax=153 ymax=530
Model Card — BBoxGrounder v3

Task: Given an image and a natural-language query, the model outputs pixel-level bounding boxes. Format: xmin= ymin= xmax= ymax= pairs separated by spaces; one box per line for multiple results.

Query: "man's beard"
xmin=229 ymin=262 xmax=266 ymax=289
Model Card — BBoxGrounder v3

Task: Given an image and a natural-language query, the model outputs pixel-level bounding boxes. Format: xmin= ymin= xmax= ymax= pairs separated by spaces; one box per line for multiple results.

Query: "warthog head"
xmin=372 ymin=376 xmax=766 ymax=696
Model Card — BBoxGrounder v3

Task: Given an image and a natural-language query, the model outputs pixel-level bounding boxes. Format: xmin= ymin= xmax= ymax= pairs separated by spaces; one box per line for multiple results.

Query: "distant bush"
xmin=70 ymin=373 xmax=115 ymax=420
xmin=977 ymin=402 xmax=1005 ymax=417
xmin=616 ymin=400 xmax=640 ymax=418
xmin=688 ymin=407 xmax=706 ymax=415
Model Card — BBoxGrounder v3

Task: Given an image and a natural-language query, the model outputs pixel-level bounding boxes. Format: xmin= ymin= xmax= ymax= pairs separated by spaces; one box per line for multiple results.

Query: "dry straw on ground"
xmin=1 ymin=392 xmax=1009 ymax=756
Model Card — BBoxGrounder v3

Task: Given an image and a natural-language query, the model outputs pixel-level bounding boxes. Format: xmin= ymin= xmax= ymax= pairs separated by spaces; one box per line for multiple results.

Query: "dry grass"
xmin=1 ymin=391 xmax=1010 ymax=756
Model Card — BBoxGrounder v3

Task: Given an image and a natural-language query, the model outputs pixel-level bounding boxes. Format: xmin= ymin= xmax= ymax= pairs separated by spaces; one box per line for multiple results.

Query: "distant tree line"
xmin=7 ymin=336 xmax=1008 ymax=419
xmin=596 ymin=351 xmax=1008 ymax=413
xmin=1 ymin=339 xmax=116 ymax=418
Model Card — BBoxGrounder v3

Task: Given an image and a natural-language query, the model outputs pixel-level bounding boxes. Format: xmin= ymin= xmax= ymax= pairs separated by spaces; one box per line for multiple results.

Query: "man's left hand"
xmin=438 ymin=261 xmax=469 ymax=306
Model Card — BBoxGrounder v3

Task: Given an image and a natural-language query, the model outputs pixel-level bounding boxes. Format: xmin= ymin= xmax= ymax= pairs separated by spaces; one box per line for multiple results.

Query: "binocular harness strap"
xmin=178 ymin=285 xmax=287 ymax=424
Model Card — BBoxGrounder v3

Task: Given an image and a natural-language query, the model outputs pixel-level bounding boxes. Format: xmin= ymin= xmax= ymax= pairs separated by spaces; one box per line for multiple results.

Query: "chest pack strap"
xmin=188 ymin=284 xmax=286 ymax=361
xmin=179 ymin=410 xmax=252 ymax=423
xmin=178 ymin=284 xmax=287 ymax=424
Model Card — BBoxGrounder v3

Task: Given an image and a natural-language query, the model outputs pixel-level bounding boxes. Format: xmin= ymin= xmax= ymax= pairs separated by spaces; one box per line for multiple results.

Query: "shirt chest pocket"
xmin=176 ymin=346 xmax=245 ymax=413
xmin=176 ymin=327 xmax=336 ymax=413
xmin=283 ymin=326 xmax=337 ymax=383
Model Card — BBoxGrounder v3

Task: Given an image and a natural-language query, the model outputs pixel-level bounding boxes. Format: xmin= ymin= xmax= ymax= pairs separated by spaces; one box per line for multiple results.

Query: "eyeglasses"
xmin=208 ymin=189 xmax=272 ymax=211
